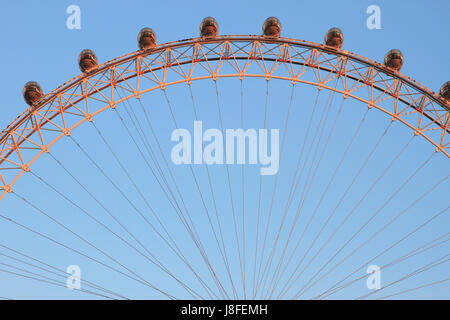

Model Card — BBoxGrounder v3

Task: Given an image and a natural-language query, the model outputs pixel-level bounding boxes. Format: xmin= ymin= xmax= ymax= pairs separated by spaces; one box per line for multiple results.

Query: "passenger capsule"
xmin=200 ymin=17 xmax=218 ymax=37
xmin=440 ymin=81 xmax=450 ymax=101
xmin=23 ymin=81 xmax=43 ymax=106
xmin=78 ymin=49 xmax=98 ymax=73
xmin=324 ymin=28 xmax=344 ymax=49
xmin=262 ymin=17 xmax=281 ymax=37
xmin=138 ymin=27 xmax=157 ymax=50
xmin=384 ymin=49 xmax=403 ymax=71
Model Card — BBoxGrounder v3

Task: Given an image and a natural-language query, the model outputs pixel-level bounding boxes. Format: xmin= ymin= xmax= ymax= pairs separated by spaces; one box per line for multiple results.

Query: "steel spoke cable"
xmin=28 ymin=169 xmax=172 ymax=289
xmin=280 ymin=89 xmax=322 ymax=218
xmin=67 ymin=134 xmax=204 ymax=299
xmin=270 ymin=107 xmax=370 ymax=294
xmin=296 ymin=147 xmax=433 ymax=298
xmin=13 ymin=190 xmax=163 ymax=287
xmin=11 ymin=189 xmax=195 ymax=299
xmin=356 ymin=254 xmax=450 ymax=300
xmin=28 ymin=168 xmax=200 ymax=299
xmin=214 ymin=79 xmax=245 ymax=298
xmin=0 ymin=261 xmax=117 ymax=300
xmin=317 ymin=210 xmax=450 ymax=300
xmin=0 ymin=212 xmax=176 ymax=299
xmin=0 ymin=266 xmax=115 ymax=300
xmin=259 ymin=87 xmax=334 ymax=296
xmin=259 ymin=84 xmax=337 ymax=298
xmin=123 ymin=97 xmax=213 ymax=274
xmin=119 ymin=92 xmax=226 ymax=299
xmin=118 ymin=89 xmax=204 ymax=226
xmin=186 ymin=83 xmax=238 ymax=299
xmin=0 ymin=243 xmax=127 ymax=299
xmin=254 ymin=82 xmax=297 ymax=298
xmin=255 ymin=83 xmax=297 ymax=292
xmin=376 ymin=278 xmax=450 ymax=300
xmin=187 ymin=82 xmax=237 ymax=297
xmin=117 ymin=88 xmax=226 ymax=300
xmin=324 ymin=234 xmax=450 ymax=299
xmin=264 ymin=85 xmax=343 ymax=298
xmin=261 ymin=85 xmax=331 ymax=297
xmin=89 ymin=116 xmax=217 ymax=299
xmin=120 ymin=90 xmax=189 ymax=216
xmin=253 ymin=86 xmax=322 ymax=298
xmin=156 ymin=87 xmax=233 ymax=298
xmin=278 ymin=78 xmax=339 ymax=224
xmin=329 ymin=232 xmax=450 ymax=300
xmin=160 ymin=88 xmax=230 ymax=299
xmin=267 ymin=94 xmax=346 ymax=299
xmin=280 ymin=79 xmax=339 ymax=213
xmin=124 ymin=99 xmax=185 ymax=217
xmin=315 ymin=194 xmax=449 ymax=299
xmin=121 ymin=97 xmax=184 ymax=207
xmin=44 ymin=151 xmax=189 ymax=298
xmin=240 ymin=78 xmax=247 ymax=299
xmin=292 ymin=135 xmax=417 ymax=298
xmin=0 ymin=249 xmax=125 ymax=299
xmin=292 ymin=145 xmax=439 ymax=300
xmin=302 ymin=171 xmax=447 ymax=299
xmin=0 ymin=254 xmax=122 ymax=299
xmin=316 ymin=231 xmax=450 ymax=299
xmin=278 ymin=119 xmax=394 ymax=299
xmin=252 ymin=80 xmax=270 ymax=299
xmin=268 ymin=98 xmax=347 ymax=298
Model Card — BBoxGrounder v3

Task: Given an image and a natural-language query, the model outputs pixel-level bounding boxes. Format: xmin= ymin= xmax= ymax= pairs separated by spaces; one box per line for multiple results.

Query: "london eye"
xmin=0 ymin=9 xmax=448 ymax=300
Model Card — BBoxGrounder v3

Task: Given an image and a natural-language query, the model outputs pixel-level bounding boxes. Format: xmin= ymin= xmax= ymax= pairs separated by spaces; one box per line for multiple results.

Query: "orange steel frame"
xmin=0 ymin=35 xmax=448 ymax=200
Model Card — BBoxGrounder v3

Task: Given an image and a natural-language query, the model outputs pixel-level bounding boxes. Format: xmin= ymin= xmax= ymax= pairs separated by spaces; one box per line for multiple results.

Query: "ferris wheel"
xmin=0 ymin=16 xmax=448 ymax=300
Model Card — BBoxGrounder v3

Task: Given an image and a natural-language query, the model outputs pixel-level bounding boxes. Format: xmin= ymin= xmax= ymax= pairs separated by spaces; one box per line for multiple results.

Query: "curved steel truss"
xmin=0 ymin=35 xmax=448 ymax=200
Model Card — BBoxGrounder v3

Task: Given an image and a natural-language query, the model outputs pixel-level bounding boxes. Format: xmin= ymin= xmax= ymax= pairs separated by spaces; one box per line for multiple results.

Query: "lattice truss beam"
xmin=0 ymin=36 xmax=448 ymax=199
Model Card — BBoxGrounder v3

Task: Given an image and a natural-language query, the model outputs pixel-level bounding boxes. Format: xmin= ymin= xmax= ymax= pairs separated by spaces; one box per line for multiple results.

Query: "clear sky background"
xmin=0 ymin=0 xmax=448 ymax=300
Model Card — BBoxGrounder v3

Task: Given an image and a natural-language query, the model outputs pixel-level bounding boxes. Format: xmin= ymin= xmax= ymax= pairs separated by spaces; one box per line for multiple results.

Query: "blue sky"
xmin=0 ymin=0 xmax=448 ymax=299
